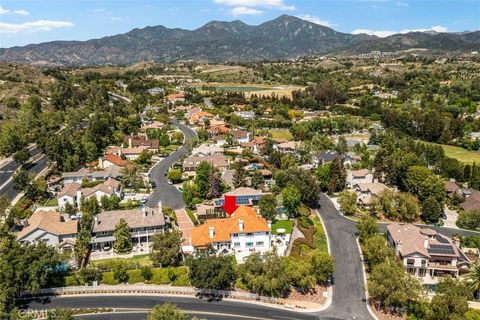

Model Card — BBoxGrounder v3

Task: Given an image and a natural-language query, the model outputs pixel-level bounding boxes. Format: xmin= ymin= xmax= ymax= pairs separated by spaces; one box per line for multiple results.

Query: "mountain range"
xmin=1 ymin=15 xmax=479 ymax=66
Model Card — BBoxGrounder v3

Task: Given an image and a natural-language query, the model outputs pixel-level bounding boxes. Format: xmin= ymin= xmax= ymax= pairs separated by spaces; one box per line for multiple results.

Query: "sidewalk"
xmin=175 ymin=209 xmax=194 ymax=246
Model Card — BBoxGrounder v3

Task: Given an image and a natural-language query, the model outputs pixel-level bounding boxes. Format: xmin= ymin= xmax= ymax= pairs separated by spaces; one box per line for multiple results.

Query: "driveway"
xmin=317 ymin=193 xmax=374 ymax=320
xmin=146 ymin=120 xmax=197 ymax=210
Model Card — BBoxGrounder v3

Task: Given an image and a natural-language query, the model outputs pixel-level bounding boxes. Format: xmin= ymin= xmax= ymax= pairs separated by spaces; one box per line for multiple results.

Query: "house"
xmin=16 ymin=210 xmax=78 ymax=251
xmin=313 ymin=150 xmax=353 ymax=167
xmin=119 ymin=146 xmax=149 ymax=160
xmin=208 ymin=125 xmax=229 ymax=136
xmin=191 ymin=144 xmax=224 ymax=157
xmin=189 ymin=111 xmax=215 ymax=125
xmin=147 ymin=87 xmax=164 ymax=95
xmin=142 ymin=121 xmax=164 ymax=130
xmin=123 ymin=136 xmax=159 ymax=153
xmin=166 ymin=93 xmax=185 ymax=104
xmin=212 ymin=135 xmax=227 ymax=147
xmin=234 ymin=111 xmax=256 ymax=120
xmin=387 ymin=223 xmax=470 ymax=283
xmin=58 ymin=178 xmax=121 ymax=209
xmin=213 ymin=187 xmax=266 ymax=215
xmin=276 ymin=141 xmax=301 ymax=154
xmin=182 ymin=154 xmax=229 ymax=173
xmin=355 ymin=182 xmax=390 ymax=206
xmin=347 ymin=169 xmax=374 ymax=188
xmin=231 ymin=130 xmax=250 ymax=144
xmin=99 ymin=154 xmax=127 ymax=169
xmin=445 ymin=180 xmax=462 ymax=198
xmin=191 ymin=206 xmax=271 ymax=253
xmin=460 ymin=191 xmax=480 ymax=212
xmin=91 ymin=203 xmax=167 ymax=251
xmin=62 ymin=166 xmax=122 ymax=185
xmin=242 ymin=137 xmax=266 ymax=154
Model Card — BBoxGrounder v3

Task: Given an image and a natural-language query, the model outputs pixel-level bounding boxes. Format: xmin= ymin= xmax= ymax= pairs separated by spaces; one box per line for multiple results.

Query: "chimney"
xmin=239 ymin=219 xmax=244 ymax=232
xmin=128 ymin=137 xmax=133 ymax=148
xmin=396 ymin=240 xmax=402 ymax=255
xmin=267 ymin=220 xmax=272 ymax=230
xmin=424 ymin=238 xmax=429 ymax=249
xmin=76 ymin=189 xmax=82 ymax=207
xmin=158 ymin=201 xmax=162 ymax=214
xmin=209 ymin=226 xmax=214 ymax=238
xmin=94 ymin=216 xmax=98 ymax=225
xmin=452 ymin=237 xmax=459 ymax=247
xmin=142 ymin=206 xmax=147 ymax=218
xmin=98 ymin=157 xmax=104 ymax=169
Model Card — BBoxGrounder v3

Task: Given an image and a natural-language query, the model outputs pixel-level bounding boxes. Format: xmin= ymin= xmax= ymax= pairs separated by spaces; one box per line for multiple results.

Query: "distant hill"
xmin=0 ymin=15 xmax=478 ymax=66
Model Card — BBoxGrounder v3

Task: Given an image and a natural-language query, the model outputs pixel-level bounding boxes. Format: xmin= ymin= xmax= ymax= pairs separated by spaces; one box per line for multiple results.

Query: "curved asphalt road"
xmin=22 ymin=295 xmax=317 ymax=320
xmin=146 ymin=120 xmax=197 ymax=210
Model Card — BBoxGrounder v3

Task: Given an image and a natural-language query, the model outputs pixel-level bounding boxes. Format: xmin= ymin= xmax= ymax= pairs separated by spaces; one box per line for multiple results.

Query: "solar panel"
xmin=435 ymin=235 xmax=449 ymax=244
xmin=428 ymin=244 xmax=455 ymax=255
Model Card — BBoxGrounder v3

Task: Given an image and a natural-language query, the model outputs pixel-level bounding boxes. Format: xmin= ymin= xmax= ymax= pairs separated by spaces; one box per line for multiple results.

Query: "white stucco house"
xmin=346 ymin=169 xmax=374 ymax=188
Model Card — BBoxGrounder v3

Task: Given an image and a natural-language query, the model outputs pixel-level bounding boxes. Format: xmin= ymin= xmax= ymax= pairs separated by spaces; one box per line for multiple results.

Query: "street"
xmin=146 ymin=120 xmax=197 ymax=210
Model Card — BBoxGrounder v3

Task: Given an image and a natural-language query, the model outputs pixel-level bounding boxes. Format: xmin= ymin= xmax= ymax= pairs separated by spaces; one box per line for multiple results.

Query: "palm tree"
xmin=467 ymin=260 xmax=480 ymax=300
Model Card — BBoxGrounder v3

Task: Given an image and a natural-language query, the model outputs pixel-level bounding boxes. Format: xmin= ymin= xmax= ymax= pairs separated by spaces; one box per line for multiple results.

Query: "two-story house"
xmin=191 ymin=206 xmax=271 ymax=253
xmin=16 ymin=210 xmax=78 ymax=251
xmin=346 ymin=169 xmax=374 ymax=188
xmin=90 ymin=203 xmax=167 ymax=251
xmin=387 ymin=223 xmax=471 ymax=284
xmin=57 ymin=178 xmax=121 ymax=209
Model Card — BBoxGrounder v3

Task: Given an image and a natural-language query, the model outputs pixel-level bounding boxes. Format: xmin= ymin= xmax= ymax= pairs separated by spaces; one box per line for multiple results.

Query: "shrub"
xmin=141 ymin=266 xmax=153 ymax=281
xmin=298 ymin=216 xmax=313 ymax=229
xmin=127 ymin=269 xmax=144 ymax=284
xmin=298 ymin=206 xmax=311 ymax=217
xmin=113 ymin=263 xmax=129 ymax=283
xmin=101 ymin=272 xmax=118 ymax=285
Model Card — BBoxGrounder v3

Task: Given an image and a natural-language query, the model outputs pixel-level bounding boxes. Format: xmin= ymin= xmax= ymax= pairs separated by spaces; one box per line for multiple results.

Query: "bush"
xmin=113 ymin=263 xmax=129 ymax=283
xmin=65 ymin=275 xmax=78 ymax=286
xmin=298 ymin=206 xmax=311 ymax=217
xmin=298 ymin=216 xmax=313 ymax=229
xmin=127 ymin=269 xmax=144 ymax=284
xmin=101 ymin=272 xmax=119 ymax=285
xmin=457 ymin=210 xmax=480 ymax=231
xmin=141 ymin=266 xmax=153 ymax=281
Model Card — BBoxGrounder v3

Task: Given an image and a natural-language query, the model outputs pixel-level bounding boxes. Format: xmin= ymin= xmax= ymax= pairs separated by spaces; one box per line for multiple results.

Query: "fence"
xmin=22 ymin=285 xmax=281 ymax=305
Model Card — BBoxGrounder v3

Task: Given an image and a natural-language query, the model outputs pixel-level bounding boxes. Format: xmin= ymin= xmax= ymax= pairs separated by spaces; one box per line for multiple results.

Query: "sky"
xmin=0 ymin=0 xmax=479 ymax=48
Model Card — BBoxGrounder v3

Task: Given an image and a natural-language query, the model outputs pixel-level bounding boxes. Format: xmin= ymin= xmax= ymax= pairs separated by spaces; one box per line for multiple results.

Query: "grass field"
xmin=191 ymin=82 xmax=303 ymax=99
xmin=424 ymin=142 xmax=480 ymax=163
xmin=91 ymin=254 xmax=152 ymax=267
xmin=271 ymin=220 xmax=294 ymax=235
xmin=269 ymin=129 xmax=293 ymax=141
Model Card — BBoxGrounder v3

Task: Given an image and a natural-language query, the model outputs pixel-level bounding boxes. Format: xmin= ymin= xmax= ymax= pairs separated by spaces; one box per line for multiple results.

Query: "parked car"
xmin=141 ymin=196 xmax=148 ymax=204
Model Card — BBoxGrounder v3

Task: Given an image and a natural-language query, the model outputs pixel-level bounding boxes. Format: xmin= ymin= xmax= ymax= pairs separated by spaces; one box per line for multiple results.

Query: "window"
xmin=246 ymin=242 xmax=254 ymax=247
xmin=421 ymin=260 xmax=427 ymax=267
xmin=246 ymin=233 xmax=254 ymax=237
xmin=256 ymin=241 xmax=264 ymax=246
xmin=418 ymin=269 xmax=426 ymax=277
xmin=407 ymin=267 xmax=416 ymax=275
xmin=234 ymin=242 xmax=241 ymax=247
xmin=232 ymin=233 xmax=238 ymax=238
xmin=407 ymin=259 xmax=415 ymax=265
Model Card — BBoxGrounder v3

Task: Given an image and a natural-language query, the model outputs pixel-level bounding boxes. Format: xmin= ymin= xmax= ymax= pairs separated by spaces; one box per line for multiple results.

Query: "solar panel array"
xmin=213 ymin=194 xmax=264 ymax=207
xmin=435 ymin=235 xmax=449 ymax=244
xmin=428 ymin=244 xmax=455 ymax=255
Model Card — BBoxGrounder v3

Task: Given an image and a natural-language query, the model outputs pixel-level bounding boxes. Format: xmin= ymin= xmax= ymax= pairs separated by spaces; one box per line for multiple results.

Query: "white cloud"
xmin=352 ymin=25 xmax=449 ymax=37
xmin=214 ymin=0 xmax=295 ymax=10
xmin=231 ymin=6 xmax=262 ymax=15
xmin=0 ymin=20 xmax=74 ymax=33
xmin=0 ymin=6 xmax=10 ymax=15
xmin=297 ymin=14 xmax=335 ymax=28
xmin=13 ymin=9 xmax=30 ymax=16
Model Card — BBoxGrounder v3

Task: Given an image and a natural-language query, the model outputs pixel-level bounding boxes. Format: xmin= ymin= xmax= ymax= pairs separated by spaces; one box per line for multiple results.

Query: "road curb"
xmin=355 ymin=237 xmax=379 ymax=320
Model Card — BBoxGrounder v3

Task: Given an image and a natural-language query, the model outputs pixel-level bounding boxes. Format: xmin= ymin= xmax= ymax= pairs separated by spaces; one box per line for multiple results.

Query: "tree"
xmin=171 ymin=131 xmax=184 ymax=144
xmin=336 ymin=136 xmax=348 ymax=155
xmin=422 ymin=196 xmax=442 ymax=224
xmin=206 ymin=165 xmax=222 ymax=199
xmin=457 ymin=210 xmax=480 ymax=231
xmin=467 ymin=260 xmax=480 ymax=300
xmin=187 ymin=254 xmax=236 ymax=290
xmin=135 ymin=150 xmax=152 ymax=165
xmin=316 ymin=163 xmax=330 ymax=191
xmin=182 ymin=181 xmax=197 ymax=210
xmin=369 ymin=259 xmax=423 ymax=310
xmin=232 ymin=163 xmax=247 ymax=188
xmin=395 ymin=192 xmax=421 ymax=222
xmin=195 ymin=161 xmax=211 ymax=198
xmin=101 ymin=195 xmax=121 ymax=211
xmin=113 ymin=218 xmax=132 ymax=254
xmin=251 ymin=170 xmax=265 ymax=189
xmin=150 ymin=230 xmax=182 ymax=267
xmin=308 ymin=250 xmax=334 ymax=284
xmin=259 ymin=194 xmax=277 ymax=222
xmin=13 ymin=148 xmax=30 ymax=166
xmin=285 ymin=258 xmax=316 ymax=292
xmin=430 ymin=277 xmax=471 ymax=320
xmin=404 ymin=165 xmax=445 ymax=203
xmin=361 ymin=235 xmax=394 ymax=272
xmin=167 ymin=169 xmax=183 ymax=183
xmin=357 ymin=215 xmax=378 ymax=243
xmin=147 ymin=303 xmax=188 ymax=320
xmin=338 ymin=190 xmax=357 ymax=216
xmin=12 ymin=168 xmax=30 ymax=193
xmin=281 ymin=184 xmax=301 ymax=218
xmin=327 ymin=158 xmax=346 ymax=194
xmin=113 ymin=262 xmax=129 ymax=283
xmin=238 ymin=250 xmax=290 ymax=297
xmin=74 ymin=228 xmax=91 ymax=267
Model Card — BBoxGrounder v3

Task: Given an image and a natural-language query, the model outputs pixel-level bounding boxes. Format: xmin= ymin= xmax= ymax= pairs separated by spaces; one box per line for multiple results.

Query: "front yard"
xmin=271 ymin=220 xmax=294 ymax=235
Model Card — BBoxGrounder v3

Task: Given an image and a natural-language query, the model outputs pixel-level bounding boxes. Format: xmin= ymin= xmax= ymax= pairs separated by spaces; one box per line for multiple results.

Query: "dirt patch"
xmin=285 ymin=285 xmax=326 ymax=305
xmin=370 ymin=304 xmax=406 ymax=320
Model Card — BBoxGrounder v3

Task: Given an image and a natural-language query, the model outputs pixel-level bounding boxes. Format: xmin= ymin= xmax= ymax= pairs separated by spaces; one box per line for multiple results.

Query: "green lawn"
xmin=271 ymin=220 xmax=293 ymax=235
xmin=313 ymin=217 xmax=329 ymax=253
xmin=43 ymin=198 xmax=58 ymax=207
xmin=91 ymin=254 xmax=152 ymax=267
xmin=424 ymin=141 xmax=480 ymax=163
xmin=269 ymin=129 xmax=293 ymax=141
